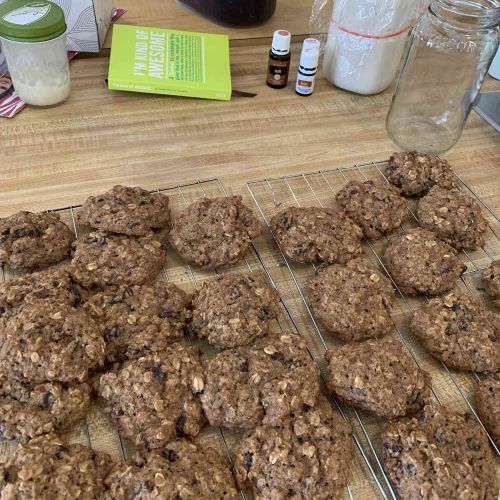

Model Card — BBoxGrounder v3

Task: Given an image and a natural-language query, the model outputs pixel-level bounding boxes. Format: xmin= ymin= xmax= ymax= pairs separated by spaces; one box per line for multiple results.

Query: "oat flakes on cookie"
xmin=417 ymin=186 xmax=488 ymax=250
xmin=234 ymin=395 xmax=353 ymax=500
xmin=309 ymin=258 xmax=395 ymax=342
xmin=0 ymin=434 xmax=114 ymax=499
xmin=169 ymin=196 xmax=261 ymax=270
xmin=325 ymin=335 xmax=432 ymax=419
xmin=0 ymin=302 xmax=105 ymax=384
xmin=104 ymin=440 xmax=239 ymax=499
xmin=336 ymin=180 xmax=407 ymax=240
xmin=70 ymin=232 xmax=166 ymax=289
xmin=201 ymin=333 xmax=319 ymax=429
xmin=0 ymin=266 xmax=83 ymax=319
xmin=410 ymin=292 xmax=499 ymax=374
xmin=270 ymin=206 xmax=364 ymax=264
xmin=100 ymin=344 xmax=205 ymax=449
xmin=191 ymin=272 xmax=280 ymax=349
xmin=0 ymin=211 xmax=74 ymax=271
xmin=85 ymin=282 xmax=190 ymax=364
xmin=385 ymin=151 xmax=456 ymax=196
xmin=475 ymin=375 xmax=500 ymax=448
xmin=383 ymin=227 xmax=466 ymax=296
xmin=481 ymin=260 xmax=500 ymax=306
xmin=0 ymin=375 xmax=90 ymax=442
xmin=77 ymin=185 xmax=170 ymax=236
xmin=382 ymin=405 xmax=498 ymax=499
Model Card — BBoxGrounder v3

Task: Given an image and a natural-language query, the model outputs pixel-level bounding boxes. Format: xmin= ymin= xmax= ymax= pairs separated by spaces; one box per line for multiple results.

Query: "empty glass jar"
xmin=387 ymin=0 xmax=500 ymax=153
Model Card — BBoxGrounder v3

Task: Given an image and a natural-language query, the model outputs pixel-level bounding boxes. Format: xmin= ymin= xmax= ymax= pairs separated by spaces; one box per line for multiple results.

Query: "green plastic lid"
xmin=0 ymin=0 xmax=66 ymax=42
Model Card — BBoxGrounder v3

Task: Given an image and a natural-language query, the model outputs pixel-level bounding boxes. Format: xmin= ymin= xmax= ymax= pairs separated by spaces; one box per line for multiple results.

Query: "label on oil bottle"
xmin=267 ymin=59 xmax=289 ymax=86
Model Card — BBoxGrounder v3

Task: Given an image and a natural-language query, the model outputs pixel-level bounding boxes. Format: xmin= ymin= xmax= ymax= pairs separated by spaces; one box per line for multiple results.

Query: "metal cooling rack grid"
xmin=247 ymin=160 xmax=500 ymax=493
xmin=0 ymin=177 xmax=391 ymax=500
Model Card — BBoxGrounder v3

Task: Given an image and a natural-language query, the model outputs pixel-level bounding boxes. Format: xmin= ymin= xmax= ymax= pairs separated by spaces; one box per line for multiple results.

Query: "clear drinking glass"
xmin=386 ymin=0 xmax=500 ymax=153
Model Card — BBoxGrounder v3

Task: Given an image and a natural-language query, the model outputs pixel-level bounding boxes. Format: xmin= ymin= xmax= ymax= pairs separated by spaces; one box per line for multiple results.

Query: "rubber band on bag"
xmin=330 ymin=18 xmax=416 ymax=39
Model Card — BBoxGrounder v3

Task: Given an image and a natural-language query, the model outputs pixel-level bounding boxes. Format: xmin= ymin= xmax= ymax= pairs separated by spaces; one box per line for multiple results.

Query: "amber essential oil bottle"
xmin=266 ymin=30 xmax=291 ymax=89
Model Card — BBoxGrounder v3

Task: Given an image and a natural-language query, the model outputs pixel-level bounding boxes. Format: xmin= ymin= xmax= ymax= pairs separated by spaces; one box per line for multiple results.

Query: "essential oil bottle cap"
xmin=299 ymin=47 xmax=320 ymax=70
xmin=303 ymin=37 xmax=320 ymax=50
xmin=272 ymin=30 xmax=291 ymax=55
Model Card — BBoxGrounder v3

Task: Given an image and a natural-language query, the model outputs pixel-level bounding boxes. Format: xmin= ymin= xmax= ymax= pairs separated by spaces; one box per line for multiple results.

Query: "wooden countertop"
xmin=1 ymin=0 xmax=499 ymax=216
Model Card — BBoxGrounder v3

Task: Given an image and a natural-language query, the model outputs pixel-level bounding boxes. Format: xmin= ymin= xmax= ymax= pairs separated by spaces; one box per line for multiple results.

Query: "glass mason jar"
xmin=387 ymin=0 xmax=500 ymax=153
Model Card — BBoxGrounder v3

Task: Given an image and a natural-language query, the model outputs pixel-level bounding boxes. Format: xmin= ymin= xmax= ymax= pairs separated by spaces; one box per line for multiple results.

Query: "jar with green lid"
xmin=0 ymin=0 xmax=70 ymax=106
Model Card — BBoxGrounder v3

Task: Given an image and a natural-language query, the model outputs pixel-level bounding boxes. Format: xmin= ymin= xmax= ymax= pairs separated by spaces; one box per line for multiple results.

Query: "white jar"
xmin=0 ymin=0 xmax=70 ymax=106
xmin=323 ymin=0 xmax=429 ymax=95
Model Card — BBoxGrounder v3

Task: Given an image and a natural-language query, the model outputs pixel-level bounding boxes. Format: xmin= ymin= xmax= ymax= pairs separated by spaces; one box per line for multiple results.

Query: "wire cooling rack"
xmin=247 ymin=160 xmax=500 ymax=498
xmin=0 ymin=177 xmax=397 ymax=500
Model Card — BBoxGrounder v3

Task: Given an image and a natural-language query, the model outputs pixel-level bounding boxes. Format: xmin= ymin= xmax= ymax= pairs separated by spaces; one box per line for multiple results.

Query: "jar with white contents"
xmin=0 ymin=0 xmax=70 ymax=106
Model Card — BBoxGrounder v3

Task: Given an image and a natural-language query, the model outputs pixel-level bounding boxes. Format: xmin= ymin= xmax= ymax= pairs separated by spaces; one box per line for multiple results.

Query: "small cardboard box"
xmin=52 ymin=0 xmax=114 ymax=52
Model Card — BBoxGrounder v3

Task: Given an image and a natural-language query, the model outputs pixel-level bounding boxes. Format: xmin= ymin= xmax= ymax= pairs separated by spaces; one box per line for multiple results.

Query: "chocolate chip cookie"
xmin=100 ymin=344 xmax=205 ymax=450
xmin=325 ymin=335 xmax=432 ymax=418
xmin=0 ymin=266 xmax=83 ymax=319
xmin=336 ymin=180 xmax=407 ymax=240
xmin=0 ymin=211 xmax=74 ymax=270
xmin=70 ymin=232 xmax=166 ymax=289
xmin=385 ymin=152 xmax=456 ymax=196
xmin=382 ymin=405 xmax=498 ymax=499
xmin=0 ymin=434 xmax=114 ymax=499
xmin=410 ymin=292 xmax=499 ymax=373
xmin=270 ymin=206 xmax=364 ymax=265
xmin=383 ymin=228 xmax=466 ymax=296
xmin=77 ymin=185 xmax=170 ymax=236
xmin=200 ymin=333 xmax=320 ymax=429
xmin=482 ymin=260 xmax=500 ymax=306
xmin=417 ymin=186 xmax=488 ymax=250
xmin=104 ymin=440 xmax=239 ymax=499
xmin=191 ymin=272 xmax=280 ymax=349
xmin=0 ymin=375 xmax=90 ymax=442
xmin=0 ymin=302 xmax=105 ymax=384
xmin=234 ymin=395 xmax=353 ymax=500
xmin=309 ymin=258 xmax=395 ymax=342
xmin=169 ymin=196 xmax=261 ymax=270
xmin=85 ymin=282 xmax=190 ymax=364
xmin=475 ymin=375 xmax=499 ymax=448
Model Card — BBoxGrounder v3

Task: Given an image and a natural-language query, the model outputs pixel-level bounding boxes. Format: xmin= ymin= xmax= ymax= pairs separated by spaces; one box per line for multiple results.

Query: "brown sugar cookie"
xmin=103 ymin=440 xmax=239 ymax=499
xmin=77 ymin=185 xmax=170 ymax=236
xmin=0 ymin=375 xmax=90 ymax=442
xmin=385 ymin=152 xmax=456 ymax=196
xmin=234 ymin=396 xmax=353 ymax=500
xmin=475 ymin=375 xmax=500 ymax=448
xmin=324 ymin=335 xmax=432 ymax=419
xmin=99 ymin=344 xmax=205 ymax=450
xmin=336 ymin=180 xmax=407 ymax=240
xmin=309 ymin=258 xmax=395 ymax=342
xmin=481 ymin=260 xmax=500 ymax=307
xmin=0 ymin=434 xmax=114 ymax=499
xmin=0 ymin=302 xmax=105 ymax=384
xmin=417 ymin=186 xmax=488 ymax=250
xmin=84 ymin=282 xmax=190 ymax=364
xmin=0 ymin=266 xmax=83 ymax=319
xmin=410 ymin=292 xmax=499 ymax=374
xmin=270 ymin=206 xmax=364 ymax=265
xmin=191 ymin=272 xmax=280 ymax=349
xmin=169 ymin=196 xmax=261 ymax=270
xmin=69 ymin=232 xmax=166 ymax=289
xmin=0 ymin=211 xmax=74 ymax=271
xmin=383 ymin=227 xmax=466 ymax=296
xmin=382 ymin=405 xmax=498 ymax=499
xmin=200 ymin=333 xmax=320 ymax=429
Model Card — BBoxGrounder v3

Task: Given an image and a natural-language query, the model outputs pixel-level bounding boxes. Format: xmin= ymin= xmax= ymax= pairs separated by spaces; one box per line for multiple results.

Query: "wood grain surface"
xmin=104 ymin=0 xmax=316 ymax=48
xmin=1 ymin=42 xmax=499 ymax=215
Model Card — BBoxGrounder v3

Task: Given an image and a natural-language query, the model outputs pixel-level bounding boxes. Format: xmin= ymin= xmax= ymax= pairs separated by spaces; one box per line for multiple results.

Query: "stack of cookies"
xmin=0 ymin=185 xmax=357 ymax=499
xmin=268 ymin=152 xmax=498 ymax=498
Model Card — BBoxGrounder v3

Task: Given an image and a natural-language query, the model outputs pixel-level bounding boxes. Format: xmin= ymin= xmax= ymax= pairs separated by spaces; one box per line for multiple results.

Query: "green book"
xmin=108 ymin=24 xmax=231 ymax=101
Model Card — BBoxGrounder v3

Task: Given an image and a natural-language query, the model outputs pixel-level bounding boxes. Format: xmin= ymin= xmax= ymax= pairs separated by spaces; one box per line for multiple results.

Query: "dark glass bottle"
xmin=178 ymin=0 xmax=277 ymax=27
xmin=266 ymin=30 xmax=291 ymax=89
